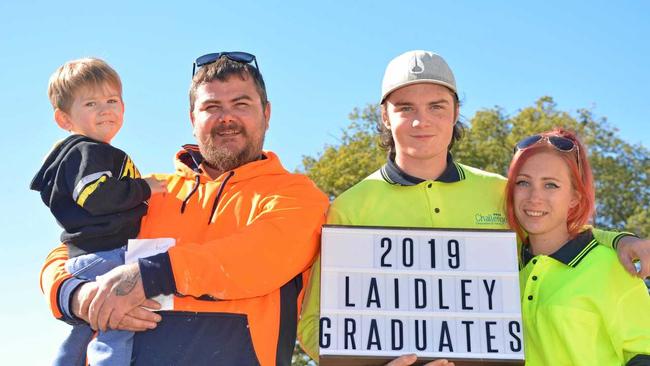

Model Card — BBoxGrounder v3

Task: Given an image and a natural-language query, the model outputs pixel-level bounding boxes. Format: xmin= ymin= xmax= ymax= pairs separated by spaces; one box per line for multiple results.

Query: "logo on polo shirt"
xmin=474 ymin=212 xmax=507 ymax=225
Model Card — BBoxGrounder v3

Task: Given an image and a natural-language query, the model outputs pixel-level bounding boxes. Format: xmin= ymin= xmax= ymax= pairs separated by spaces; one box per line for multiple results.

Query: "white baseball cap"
xmin=381 ymin=50 xmax=457 ymax=103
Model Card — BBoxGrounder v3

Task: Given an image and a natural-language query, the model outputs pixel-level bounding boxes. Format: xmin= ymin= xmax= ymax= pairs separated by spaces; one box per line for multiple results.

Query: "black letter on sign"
xmin=319 ymin=317 xmax=331 ymax=349
xmin=366 ymin=319 xmax=382 ymax=350
xmin=391 ymin=319 xmax=404 ymax=350
xmin=447 ymin=239 xmax=460 ymax=269
xmin=428 ymin=238 xmax=436 ymax=268
xmin=461 ymin=320 xmax=474 ymax=352
xmin=415 ymin=278 xmax=427 ymax=309
xmin=345 ymin=276 xmax=355 ymax=307
xmin=438 ymin=278 xmax=449 ymax=310
xmin=438 ymin=321 xmax=454 ymax=352
xmin=461 ymin=279 xmax=473 ymax=310
xmin=508 ymin=321 xmax=522 ymax=352
xmin=414 ymin=320 xmax=428 ymax=351
xmin=483 ymin=279 xmax=496 ymax=310
xmin=485 ymin=321 xmax=498 ymax=353
xmin=380 ymin=237 xmax=392 ymax=267
xmin=366 ymin=277 xmax=381 ymax=308
xmin=344 ymin=318 xmax=357 ymax=350
xmin=393 ymin=278 xmax=400 ymax=309
xmin=402 ymin=237 xmax=414 ymax=267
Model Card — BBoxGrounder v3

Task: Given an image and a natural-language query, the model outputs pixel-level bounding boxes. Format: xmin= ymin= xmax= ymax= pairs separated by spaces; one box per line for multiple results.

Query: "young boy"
xmin=30 ymin=58 xmax=166 ymax=366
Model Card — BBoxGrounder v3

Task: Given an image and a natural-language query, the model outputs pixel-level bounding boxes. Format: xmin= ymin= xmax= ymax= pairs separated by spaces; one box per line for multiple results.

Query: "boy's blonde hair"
xmin=48 ymin=58 xmax=122 ymax=113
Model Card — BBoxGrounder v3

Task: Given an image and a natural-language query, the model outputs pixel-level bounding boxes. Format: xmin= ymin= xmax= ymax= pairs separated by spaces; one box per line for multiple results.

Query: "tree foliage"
xmin=455 ymin=96 xmax=649 ymax=234
xmin=300 ymin=104 xmax=385 ymax=200
xmin=300 ymin=96 xmax=649 ymax=234
xmin=292 ymin=96 xmax=649 ymax=364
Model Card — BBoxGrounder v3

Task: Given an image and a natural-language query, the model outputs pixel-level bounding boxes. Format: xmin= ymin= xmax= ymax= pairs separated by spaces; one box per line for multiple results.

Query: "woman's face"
xmin=513 ymin=151 xmax=579 ymax=245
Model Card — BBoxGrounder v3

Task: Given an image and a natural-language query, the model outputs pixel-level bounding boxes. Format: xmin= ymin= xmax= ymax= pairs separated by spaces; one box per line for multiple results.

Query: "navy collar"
xmin=379 ymin=153 xmax=464 ymax=186
xmin=521 ymin=230 xmax=598 ymax=267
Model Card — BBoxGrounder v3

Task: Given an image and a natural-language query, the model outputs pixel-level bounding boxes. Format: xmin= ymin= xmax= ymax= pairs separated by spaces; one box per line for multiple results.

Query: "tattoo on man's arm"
xmin=114 ymin=271 xmax=140 ymax=296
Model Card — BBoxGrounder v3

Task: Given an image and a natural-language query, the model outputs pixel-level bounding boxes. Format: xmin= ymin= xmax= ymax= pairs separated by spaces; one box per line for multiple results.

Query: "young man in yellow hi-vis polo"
xmin=298 ymin=50 xmax=650 ymax=366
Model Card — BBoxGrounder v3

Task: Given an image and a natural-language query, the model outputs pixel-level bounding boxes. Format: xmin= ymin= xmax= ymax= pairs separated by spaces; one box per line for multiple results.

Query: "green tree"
xmin=300 ymin=104 xmax=385 ymax=199
xmin=291 ymin=96 xmax=649 ymax=364
xmin=455 ymin=96 xmax=650 ymax=232
xmin=300 ymin=96 xmax=648 ymax=233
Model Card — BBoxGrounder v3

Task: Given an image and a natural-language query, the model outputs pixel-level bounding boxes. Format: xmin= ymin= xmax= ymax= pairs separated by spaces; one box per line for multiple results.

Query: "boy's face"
xmin=56 ymin=83 xmax=124 ymax=144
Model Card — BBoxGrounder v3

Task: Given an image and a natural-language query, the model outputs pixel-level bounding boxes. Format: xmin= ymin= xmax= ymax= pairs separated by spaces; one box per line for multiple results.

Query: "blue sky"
xmin=0 ymin=1 xmax=647 ymax=363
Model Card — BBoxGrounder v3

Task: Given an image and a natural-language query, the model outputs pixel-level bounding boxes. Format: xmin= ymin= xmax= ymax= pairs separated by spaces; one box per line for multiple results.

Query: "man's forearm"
xmin=592 ymin=227 xmax=636 ymax=250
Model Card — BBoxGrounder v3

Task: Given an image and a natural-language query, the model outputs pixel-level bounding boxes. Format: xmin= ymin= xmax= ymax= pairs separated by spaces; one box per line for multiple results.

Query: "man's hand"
xmin=385 ymin=354 xmax=455 ymax=366
xmin=88 ymin=263 xmax=148 ymax=332
xmin=72 ymin=281 xmax=161 ymax=331
xmin=617 ymin=236 xmax=650 ymax=278
xmin=71 ymin=281 xmax=99 ymax=323
xmin=115 ymin=303 xmax=163 ymax=332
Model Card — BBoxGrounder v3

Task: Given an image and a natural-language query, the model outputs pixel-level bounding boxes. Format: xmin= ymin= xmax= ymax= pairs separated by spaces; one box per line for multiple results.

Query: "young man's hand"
xmin=617 ymin=236 xmax=650 ymax=278
xmin=385 ymin=354 xmax=455 ymax=366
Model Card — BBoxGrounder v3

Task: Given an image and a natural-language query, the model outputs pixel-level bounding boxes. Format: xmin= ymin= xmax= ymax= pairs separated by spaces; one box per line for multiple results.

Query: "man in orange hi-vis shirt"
xmin=40 ymin=52 xmax=329 ymax=366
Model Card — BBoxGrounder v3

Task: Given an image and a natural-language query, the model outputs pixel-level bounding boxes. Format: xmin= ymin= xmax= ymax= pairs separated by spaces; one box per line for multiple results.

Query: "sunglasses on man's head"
xmin=192 ymin=51 xmax=260 ymax=76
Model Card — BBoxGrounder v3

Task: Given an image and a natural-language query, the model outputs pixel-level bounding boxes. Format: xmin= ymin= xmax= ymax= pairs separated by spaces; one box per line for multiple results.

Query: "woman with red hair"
xmin=506 ymin=129 xmax=650 ymax=365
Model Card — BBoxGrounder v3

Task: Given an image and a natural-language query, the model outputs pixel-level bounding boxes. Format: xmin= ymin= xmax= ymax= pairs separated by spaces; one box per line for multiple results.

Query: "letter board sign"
xmin=319 ymin=225 xmax=524 ymax=365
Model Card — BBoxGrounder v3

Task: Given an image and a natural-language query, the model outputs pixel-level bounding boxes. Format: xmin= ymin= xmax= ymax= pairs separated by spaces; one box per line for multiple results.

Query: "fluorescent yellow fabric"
xmin=520 ymin=233 xmax=650 ymax=365
xmin=298 ymin=163 xmax=508 ymax=360
xmin=297 ymin=160 xmax=636 ymax=363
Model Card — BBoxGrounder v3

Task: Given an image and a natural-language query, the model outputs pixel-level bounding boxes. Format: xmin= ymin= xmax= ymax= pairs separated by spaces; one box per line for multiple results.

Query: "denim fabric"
xmin=54 ymin=247 xmax=133 ymax=366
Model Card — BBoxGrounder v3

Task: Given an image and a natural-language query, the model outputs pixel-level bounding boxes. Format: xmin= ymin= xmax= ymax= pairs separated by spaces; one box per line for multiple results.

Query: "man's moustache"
xmin=210 ymin=125 xmax=245 ymax=137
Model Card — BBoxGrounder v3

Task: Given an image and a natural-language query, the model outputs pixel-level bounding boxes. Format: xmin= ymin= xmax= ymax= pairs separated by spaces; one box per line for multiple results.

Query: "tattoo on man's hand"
xmin=114 ymin=270 xmax=140 ymax=296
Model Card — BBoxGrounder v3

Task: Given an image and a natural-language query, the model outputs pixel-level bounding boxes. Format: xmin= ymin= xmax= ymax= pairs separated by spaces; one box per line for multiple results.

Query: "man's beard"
xmin=198 ymin=122 xmax=265 ymax=174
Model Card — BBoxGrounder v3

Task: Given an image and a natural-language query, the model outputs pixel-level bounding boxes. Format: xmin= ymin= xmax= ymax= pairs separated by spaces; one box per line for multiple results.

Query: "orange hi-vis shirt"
xmin=40 ymin=146 xmax=329 ymax=365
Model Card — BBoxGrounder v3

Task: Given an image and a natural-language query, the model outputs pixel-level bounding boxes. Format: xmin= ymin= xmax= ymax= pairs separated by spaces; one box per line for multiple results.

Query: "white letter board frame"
xmin=319 ymin=225 xmax=524 ymax=366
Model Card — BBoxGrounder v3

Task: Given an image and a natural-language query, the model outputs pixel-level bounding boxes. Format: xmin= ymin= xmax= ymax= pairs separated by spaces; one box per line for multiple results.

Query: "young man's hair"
xmin=48 ymin=58 xmax=122 ymax=113
xmin=189 ymin=57 xmax=267 ymax=112
xmin=379 ymin=87 xmax=464 ymax=155
xmin=505 ymin=128 xmax=595 ymax=240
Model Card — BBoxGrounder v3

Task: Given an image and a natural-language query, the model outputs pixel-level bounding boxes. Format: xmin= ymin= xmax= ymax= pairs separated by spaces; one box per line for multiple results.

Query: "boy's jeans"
xmin=52 ymin=247 xmax=133 ymax=366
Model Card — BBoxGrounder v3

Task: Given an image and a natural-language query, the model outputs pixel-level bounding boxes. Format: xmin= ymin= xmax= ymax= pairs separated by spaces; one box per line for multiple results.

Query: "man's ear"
xmin=263 ymin=101 xmax=271 ymax=131
xmin=189 ymin=108 xmax=196 ymax=127
xmin=381 ymin=106 xmax=390 ymax=130
xmin=54 ymin=109 xmax=72 ymax=131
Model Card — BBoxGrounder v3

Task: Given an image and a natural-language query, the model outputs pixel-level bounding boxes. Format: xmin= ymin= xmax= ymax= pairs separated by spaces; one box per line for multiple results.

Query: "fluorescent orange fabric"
xmin=40 ymin=149 xmax=328 ymax=365
xmin=40 ymin=244 xmax=71 ymax=319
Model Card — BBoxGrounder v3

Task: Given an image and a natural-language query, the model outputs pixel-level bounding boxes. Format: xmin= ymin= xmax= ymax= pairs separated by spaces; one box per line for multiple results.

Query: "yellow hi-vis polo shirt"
xmin=520 ymin=230 xmax=650 ymax=366
xmin=298 ymin=154 xmax=636 ymax=362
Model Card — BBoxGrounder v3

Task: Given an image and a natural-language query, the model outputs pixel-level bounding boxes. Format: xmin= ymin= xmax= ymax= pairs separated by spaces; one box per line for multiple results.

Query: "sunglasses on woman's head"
xmin=514 ymin=134 xmax=582 ymax=174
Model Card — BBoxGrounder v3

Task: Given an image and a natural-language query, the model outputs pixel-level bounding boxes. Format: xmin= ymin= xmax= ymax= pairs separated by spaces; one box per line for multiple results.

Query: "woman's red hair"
xmin=505 ymin=128 xmax=595 ymax=240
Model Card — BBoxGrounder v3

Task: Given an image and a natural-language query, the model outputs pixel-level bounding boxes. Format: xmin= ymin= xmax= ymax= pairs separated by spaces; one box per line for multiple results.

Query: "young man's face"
xmin=383 ymin=83 xmax=457 ymax=167
xmin=57 ymin=83 xmax=124 ymax=144
xmin=190 ymin=75 xmax=270 ymax=173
